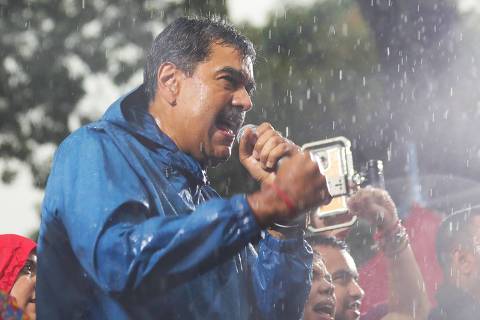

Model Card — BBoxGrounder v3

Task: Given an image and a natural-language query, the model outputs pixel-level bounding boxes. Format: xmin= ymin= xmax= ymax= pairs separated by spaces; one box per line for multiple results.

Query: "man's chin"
xmin=205 ymin=148 xmax=232 ymax=167
xmin=345 ymin=309 xmax=361 ymax=320
xmin=335 ymin=309 xmax=360 ymax=320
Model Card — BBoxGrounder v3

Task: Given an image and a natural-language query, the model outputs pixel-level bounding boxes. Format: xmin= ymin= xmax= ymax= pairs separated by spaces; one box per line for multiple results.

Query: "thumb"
xmin=239 ymin=127 xmax=257 ymax=160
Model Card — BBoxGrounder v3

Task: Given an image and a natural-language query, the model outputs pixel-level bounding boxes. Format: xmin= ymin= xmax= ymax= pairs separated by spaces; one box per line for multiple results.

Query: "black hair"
xmin=144 ymin=16 xmax=256 ymax=102
xmin=436 ymin=205 xmax=480 ymax=271
xmin=307 ymin=234 xmax=350 ymax=252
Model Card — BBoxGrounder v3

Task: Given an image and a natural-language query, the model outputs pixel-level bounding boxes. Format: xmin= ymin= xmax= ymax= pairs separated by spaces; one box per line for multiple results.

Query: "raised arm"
xmin=237 ymin=122 xmax=332 ymax=319
xmin=348 ymin=187 xmax=430 ymax=319
xmin=42 ymin=128 xmax=262 ymax=297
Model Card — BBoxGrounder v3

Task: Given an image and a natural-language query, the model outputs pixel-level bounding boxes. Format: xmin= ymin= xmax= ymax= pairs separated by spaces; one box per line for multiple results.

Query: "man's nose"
xmin=349 ymin=279 xmax=365 ymax=300
xmin=232 ymin=87 xmax=253 ymax=112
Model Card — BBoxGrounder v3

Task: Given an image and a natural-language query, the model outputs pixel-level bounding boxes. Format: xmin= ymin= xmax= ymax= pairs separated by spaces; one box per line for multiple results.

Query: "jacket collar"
xmin=103 ymin=85 xmax=208 ymax=184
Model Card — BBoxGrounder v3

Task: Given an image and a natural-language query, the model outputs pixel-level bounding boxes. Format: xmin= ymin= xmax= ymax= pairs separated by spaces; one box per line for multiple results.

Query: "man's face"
xmin=173 ymin=43 xmax=254 ymax=166
xmin=304 ymin=257 xmax=336 ymax=320
xmin=313 ymin=245 xmax=364 ymax=320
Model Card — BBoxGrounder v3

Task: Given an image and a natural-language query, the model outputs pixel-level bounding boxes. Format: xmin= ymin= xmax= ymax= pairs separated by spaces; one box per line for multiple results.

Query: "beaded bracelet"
xmin=379 ymin=223 xmax=410 ymax=257
xmin=374 ymin=219 xmax=402 ymax=242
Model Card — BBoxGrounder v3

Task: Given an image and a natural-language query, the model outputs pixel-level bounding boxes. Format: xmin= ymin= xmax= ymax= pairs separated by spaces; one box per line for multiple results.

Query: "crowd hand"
xmin=347 ymin=187 xmax=398 ymax=232
xmin=239 ymin=122 xmax=300 ymax=185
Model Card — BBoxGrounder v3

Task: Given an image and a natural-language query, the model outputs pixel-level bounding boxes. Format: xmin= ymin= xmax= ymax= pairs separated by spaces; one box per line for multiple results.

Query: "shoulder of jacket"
xmin=53 ymin=121 xmax=112 ymax=157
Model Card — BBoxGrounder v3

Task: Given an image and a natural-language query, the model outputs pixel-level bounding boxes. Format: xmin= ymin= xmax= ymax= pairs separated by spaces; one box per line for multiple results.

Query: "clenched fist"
xmin=247 ymin=150 xmax=332 ymax=228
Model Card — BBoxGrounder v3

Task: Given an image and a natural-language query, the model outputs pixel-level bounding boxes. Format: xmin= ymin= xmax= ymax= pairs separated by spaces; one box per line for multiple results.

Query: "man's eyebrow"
xmin=332 ymin=269 xmax=358 ymax=279
xmin=216 ymin=66 xmax=256 ymax=93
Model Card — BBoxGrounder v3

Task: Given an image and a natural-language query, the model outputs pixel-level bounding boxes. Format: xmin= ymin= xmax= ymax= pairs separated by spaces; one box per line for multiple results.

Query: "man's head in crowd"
xmin=0 ymin=234 xmax=37 ymax=319
xmin=307 ymin=235 xmax=364 ymax=320
xmin=144 ymin=16 xmax=256 ymax=166
xmin=436 ymin=205 xmax=480 ymax=300
xmin=304 ymin=252 xmax=336 ymax=320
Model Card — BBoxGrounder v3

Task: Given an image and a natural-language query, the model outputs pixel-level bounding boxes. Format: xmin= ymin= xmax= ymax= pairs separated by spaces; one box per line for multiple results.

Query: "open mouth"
xmin=215 ymin=109 xmax=244 ymax=137
xmin=313 ymin=302 xmax=335 ymax=319
xmin=346 ymin=301 xmax=361 ymax=318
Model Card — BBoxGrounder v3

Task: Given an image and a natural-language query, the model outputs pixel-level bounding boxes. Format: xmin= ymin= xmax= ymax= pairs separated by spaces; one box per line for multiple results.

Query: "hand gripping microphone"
xmin=236 ymin=124 xmax=289 ymax=170
xmin=237 ymin=124 xmax=307 ymax=229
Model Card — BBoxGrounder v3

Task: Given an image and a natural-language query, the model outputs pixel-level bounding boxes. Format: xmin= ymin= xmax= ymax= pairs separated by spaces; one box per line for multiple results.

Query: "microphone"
xmin=236 ymin=124 xmax=257 ymax=144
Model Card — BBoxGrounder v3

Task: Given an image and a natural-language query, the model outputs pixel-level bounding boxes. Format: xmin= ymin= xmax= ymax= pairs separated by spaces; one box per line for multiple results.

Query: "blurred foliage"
xmin=2 ymin=0 xmax=477 ymax=192
xmin=0 ymin=0 xmax=227 ymax=188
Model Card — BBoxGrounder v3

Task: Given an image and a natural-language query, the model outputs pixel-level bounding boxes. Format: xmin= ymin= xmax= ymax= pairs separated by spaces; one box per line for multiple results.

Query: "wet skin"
xmin=304 ymin=257 xmax=337 ymax=320
xmin=10 ymin=252 xmax=36 ymax=320
xmin=150 ymin=42 xmax=255 ymax=167
xmin=313 ymin=246 xmax=364 ymax=320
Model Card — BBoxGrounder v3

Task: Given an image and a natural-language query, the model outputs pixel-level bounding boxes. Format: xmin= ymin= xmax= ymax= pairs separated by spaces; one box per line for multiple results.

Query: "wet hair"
xmin=436 ymin=205 xmax=480 ymax=271
xmin=307 ymin=234 xmax=350 ymax=252
xmin=144 ymin=16 xmax=256 ymax=102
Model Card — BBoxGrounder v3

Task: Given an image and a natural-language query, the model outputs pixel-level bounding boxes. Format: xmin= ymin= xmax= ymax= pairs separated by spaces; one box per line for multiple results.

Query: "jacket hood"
xmin=102 ymin=84 xmax=208 ymax=185
xmin=0 ymin=234 xmax=36 ymax=293
xmin=102 ymin=85 xmax=175 ymax=150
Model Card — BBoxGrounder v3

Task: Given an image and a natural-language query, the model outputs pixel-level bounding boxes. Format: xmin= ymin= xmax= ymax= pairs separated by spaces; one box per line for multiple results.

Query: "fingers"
xmin=253 ymin=122 xmax=299 ymax=169
xmin=320 ymin=184 xmax=333 ymax=206
xmin=255 ymin=129 xmax=278 ymax=162
xmin=238 ymin=126 xmax=258 ymax=161
xmin=264 ymin=143 xmax=293 ymax=169
xmin=347 ymin=187 xmax=398 ymax=228
xmin=347 ymin=188 xmax=375 ymax=214
xmin=348 ymin=187 xmax=394 ymax=212
xmin=274 ymin=152 xmax=331 ymax=214
xmin=255 ymin=122 xmax=276 ymax=137
xmin=310 ymin=158 xmax=332 ymax=206
xmin=253 ymin=123 xmax=278 ymax=159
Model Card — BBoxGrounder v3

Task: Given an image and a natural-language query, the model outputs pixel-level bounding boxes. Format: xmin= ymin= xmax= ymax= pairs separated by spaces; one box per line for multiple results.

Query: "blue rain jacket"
xmin=38 ymin=85 xmax=313 ymax=319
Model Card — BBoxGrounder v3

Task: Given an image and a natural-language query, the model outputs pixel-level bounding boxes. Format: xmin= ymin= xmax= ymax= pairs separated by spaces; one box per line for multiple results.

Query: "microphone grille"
xmin=236 ymin=124 xmax=257 ymax=144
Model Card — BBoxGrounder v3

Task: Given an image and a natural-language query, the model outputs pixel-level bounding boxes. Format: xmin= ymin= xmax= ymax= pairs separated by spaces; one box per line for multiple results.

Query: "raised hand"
xmin=247 ymin=150 xmax=332 ymax=227
xmin=347 ymin=187 xmax=399 ymax=232
xmin=239 ymin=122 xmax=299 ymax=185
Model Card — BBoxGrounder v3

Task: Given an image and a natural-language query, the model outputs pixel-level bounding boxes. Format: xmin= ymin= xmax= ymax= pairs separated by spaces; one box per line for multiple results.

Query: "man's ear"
xmin=156 ymin=62 xmax=180 ymax=106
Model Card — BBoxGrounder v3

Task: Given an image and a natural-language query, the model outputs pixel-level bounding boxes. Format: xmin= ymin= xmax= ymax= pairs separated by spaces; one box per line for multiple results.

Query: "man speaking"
xmin=37 ymin=17 xmax=331 ymax=319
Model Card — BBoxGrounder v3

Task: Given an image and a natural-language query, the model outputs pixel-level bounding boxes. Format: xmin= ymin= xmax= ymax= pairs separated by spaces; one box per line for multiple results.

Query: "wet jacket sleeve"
xmin=42 ymin=128 xmax=261 ymax=295
xmin=246 ymin=232 xmax=313 ymax=320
